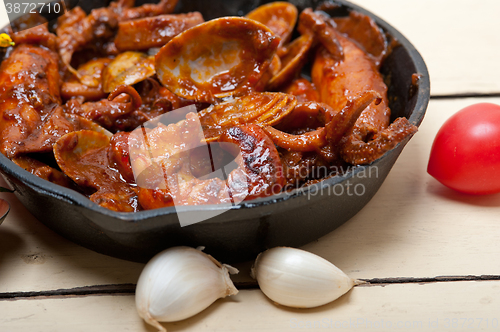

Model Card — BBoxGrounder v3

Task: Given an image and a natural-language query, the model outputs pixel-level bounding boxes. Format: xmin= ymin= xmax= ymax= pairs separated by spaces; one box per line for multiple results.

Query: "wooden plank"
xmin=2 ymin=98 xmax=500 ymax=293
xmin=0 ymin=0 xmax=8 ymax=28
xmin=1 ymin=281 xmax=500 ymax=331
xmin=0 ymin=0 xmax=499 ymax=292
xmin=0 ymin=187 xmax=145 ymax=293
xmin=349 ymin=0 xmax=500 ymax=96
xmin=303 ymin=97 xmax=500 ymax=279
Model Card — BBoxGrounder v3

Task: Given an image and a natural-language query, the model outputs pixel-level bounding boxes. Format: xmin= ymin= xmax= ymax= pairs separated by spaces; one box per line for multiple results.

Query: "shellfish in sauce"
xmin=102 ymin=52 xmax=156 ymax=93
xmin=155 ymin=17 xmax=280 ymax=103
xmin=246 ymin=1 xmax=298 ymax=55
xmin=0 ymin=0 xmax=418 ymax=212
xmin=54 ymin=130 xmax=139 ymax=212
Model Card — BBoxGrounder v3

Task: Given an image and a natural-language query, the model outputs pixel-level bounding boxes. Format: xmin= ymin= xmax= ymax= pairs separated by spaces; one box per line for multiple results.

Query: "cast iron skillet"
xmin=0 ymin=0 xmax=430 ymax=263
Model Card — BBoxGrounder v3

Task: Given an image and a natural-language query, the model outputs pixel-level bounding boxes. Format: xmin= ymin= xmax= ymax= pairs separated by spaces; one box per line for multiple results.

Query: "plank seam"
xmin=2 ymin=276 xmax=500 ymax=300
xmin=359 ymin=275 xmax=500 ymax=286
xmin=431 ymin=92 xmax=500 ymax=100
xmin=0 ymin=284 xmax=136 ymax=300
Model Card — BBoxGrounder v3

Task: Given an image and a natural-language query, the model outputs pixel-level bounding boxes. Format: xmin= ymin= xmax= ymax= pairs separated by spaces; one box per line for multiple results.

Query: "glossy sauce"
xmin=0 ymin=1 xmax=419 ymax=211
xmin=0 ymin=44 xmax=60 ymax=157
xmin=155 ymin=17 xmax=279 ymax=103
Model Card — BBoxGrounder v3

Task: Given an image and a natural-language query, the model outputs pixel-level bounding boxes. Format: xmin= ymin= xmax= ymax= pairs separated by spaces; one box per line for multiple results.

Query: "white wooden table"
xmin=2 ymin=0 xmax=500 ymax=331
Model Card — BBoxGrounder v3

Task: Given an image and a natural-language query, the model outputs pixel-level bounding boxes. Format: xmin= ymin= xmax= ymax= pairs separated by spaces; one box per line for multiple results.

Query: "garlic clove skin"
xmin=251 ymin=247 xmax=355 ymax=309
xmin=136 ymin=246 xmax=239 ymax=332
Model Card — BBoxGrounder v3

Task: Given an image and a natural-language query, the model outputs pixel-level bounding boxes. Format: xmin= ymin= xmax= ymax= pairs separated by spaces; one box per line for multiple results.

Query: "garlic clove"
xmin=251 ymin=247 xmax=356 ymax=308
xmin=136 ymin=246 xmax=239 ymax=332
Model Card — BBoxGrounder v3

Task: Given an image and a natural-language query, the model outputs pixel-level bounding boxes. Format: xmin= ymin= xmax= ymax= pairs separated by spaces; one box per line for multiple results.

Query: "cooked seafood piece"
xmin=246 ymin=2 xmax=298 ymax=54
xmin=0 ymin=47 xmax=113 ymax=156
xmin=155 ymin=17 xmax=279 ymax=103
xmin=11 ymin=106 xmax=75 ymax=155
xmin=120 ymin=0 xmax=179 ymax=21
xmin=61 ymin=58 xmax=112 ymax=101
xmin=57 ymin=0 xmax=178 ymax=76
xmin=263 ymin=91 xmax=381 ymax=154
xmin=341 ymin=117 xmax=418 ymax=165
xmin=53 ymin=130 xmax=139 ymax=212
xmin=298 ymin=8 xmax=343 ymax=61
xmin=279 ymin=149 xmax=331 ymax=187
xmin=66 ymin=79 xmax=190 ymax=134
xmin=267 ymin=34 xmax=314 ymax=91
xmin=334 ymin=11 xmax=388 ymax=68
xmin=274 ymin=100 xmax=328 ymax=133
xmin=129 ymin=112 xmax=284 ymax=209
xmin=310 ymin=10 xmax=417 ymax=165
xmin=11 ymin=24 xmax=57 ymax=50
xmin=282 ymin=78 xmax=320 ymax=103
xmin=56 ymin=6 xmax=119 ymax=74
xmin=0 ymin=44 xmax=61 ymax=158
xmin=102 ymin=51 xmax=155 ymax=93
xmin=64 ymin=86 xmax=141 ymax=130
xmin=115 ymin=13 xmax=204 ymax=51
xmin=64 ymin=114 xmax=113 ymax=138
xmin=198 ymin=92 xmax=296 ymax=141
xmin=129 ymin=112 xmax=206 ymax=209
xmin=12 ymin=155 xmax=74 ymax=189
xmin=112 ymin=78 xmax=194 ymax=132
xmin=219 ymin=124 xmax=285 ymax=200
xmin=254 ymin=54 xmax=282 ymax=92
xmin=108 ymin=132 xmax=135 ymax=183
xmin=312 ymin=37 xmax=388 ymax=125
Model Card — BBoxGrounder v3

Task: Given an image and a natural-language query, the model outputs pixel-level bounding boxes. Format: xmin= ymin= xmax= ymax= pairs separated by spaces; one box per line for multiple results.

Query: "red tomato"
xmin=427 ymin=103 xmax=500 ymax=195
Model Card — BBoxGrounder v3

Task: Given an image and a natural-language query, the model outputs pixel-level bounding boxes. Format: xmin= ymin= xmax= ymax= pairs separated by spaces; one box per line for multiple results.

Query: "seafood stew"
xmin=0 ymin=0 xmax=428 ymax=262
xmin=1 ymin=0 xmax=418 ymax=213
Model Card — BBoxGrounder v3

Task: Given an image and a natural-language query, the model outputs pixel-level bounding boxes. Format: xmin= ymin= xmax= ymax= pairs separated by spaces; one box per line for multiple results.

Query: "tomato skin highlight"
xmin=427 ymin=103 xmax=500 ymax=195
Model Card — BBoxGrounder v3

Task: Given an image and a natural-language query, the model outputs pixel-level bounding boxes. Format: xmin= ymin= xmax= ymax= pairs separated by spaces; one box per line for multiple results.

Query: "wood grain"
xmin=2 ymin=98 xmax=500 ymax=292
xmin=1 ymin=281 xmax=500 ymax=332
xmin=350 ymin=0 xmax=500 ymax=96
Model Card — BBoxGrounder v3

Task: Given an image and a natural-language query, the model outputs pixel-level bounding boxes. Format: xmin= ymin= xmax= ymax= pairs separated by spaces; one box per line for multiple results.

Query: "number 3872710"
xmin=5 ymin=2 xmax=62 ymax=14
